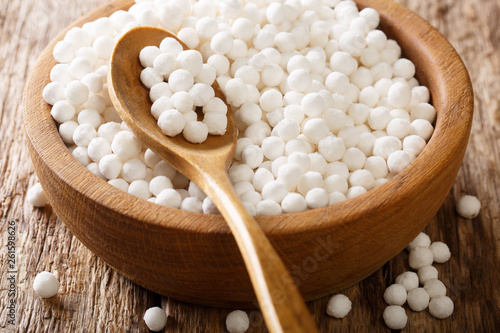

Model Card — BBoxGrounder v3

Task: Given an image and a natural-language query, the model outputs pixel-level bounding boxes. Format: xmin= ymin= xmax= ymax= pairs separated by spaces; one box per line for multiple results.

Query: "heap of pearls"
xmin=43 ymin=0 xmax=435 ymax=216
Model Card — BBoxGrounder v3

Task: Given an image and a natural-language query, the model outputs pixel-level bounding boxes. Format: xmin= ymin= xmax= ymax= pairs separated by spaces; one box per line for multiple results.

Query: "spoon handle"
xmin=197 ymin=169 xmax=318 ymax=333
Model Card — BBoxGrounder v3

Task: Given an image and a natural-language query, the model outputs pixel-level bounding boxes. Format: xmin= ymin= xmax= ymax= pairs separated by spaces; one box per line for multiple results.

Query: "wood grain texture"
xmin=1 ymin=1 xmax=498 ymax=333
xmin=108 ymin=26 xmax=317 ymax=333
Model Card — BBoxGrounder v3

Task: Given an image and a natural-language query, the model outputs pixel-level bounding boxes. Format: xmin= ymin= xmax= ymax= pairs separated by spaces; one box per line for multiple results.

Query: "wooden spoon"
xmin=108 ymin=26 xmax=318 ymax=333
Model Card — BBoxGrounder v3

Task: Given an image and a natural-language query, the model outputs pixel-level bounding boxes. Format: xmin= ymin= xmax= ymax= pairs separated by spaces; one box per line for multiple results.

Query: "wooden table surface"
xmin=1 ymin=0 xmax=498 ymax=332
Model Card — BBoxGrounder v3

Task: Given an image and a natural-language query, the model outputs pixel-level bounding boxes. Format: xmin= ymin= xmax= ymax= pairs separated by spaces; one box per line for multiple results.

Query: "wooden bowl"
xmin=23 ymin=0 xmax=473 ymax=308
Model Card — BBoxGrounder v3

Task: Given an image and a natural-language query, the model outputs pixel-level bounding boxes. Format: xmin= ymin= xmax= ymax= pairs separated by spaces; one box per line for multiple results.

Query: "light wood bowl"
xmin=23 ymin=0 xmax=473 ymax=308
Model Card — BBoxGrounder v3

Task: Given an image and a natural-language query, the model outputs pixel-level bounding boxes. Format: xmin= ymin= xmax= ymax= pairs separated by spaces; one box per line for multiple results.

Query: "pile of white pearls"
xmin=139 ymin=39 xmax=228 ymax=143
xmin=382 ymin=232 xmax=454 ymax=329
xmin=43 ymin=0 xmax=436 ymax=216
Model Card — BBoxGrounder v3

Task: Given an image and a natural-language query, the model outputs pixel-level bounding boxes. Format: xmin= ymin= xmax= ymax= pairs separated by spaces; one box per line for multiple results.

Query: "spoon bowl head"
xmin=108 ymin=26 xmax=237 ymax=175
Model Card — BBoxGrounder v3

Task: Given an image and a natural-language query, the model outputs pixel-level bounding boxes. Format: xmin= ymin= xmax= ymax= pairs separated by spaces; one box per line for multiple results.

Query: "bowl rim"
xmin=23 ymin=0 xmax=474 ymax=236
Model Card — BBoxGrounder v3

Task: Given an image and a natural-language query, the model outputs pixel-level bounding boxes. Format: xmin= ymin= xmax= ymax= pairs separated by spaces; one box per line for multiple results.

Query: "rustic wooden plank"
xmin=0 ymin=0 xmax=498 ymax=332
